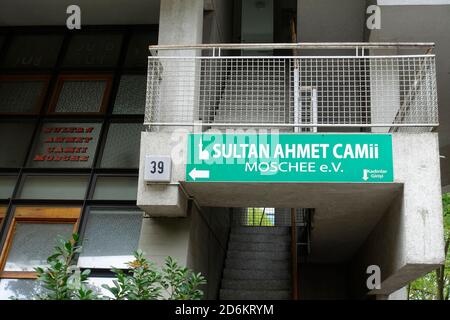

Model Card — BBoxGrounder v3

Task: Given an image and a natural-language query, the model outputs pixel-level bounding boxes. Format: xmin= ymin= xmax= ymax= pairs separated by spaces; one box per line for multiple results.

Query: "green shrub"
xmin=31 ymin=234 xmax=206 ymax=300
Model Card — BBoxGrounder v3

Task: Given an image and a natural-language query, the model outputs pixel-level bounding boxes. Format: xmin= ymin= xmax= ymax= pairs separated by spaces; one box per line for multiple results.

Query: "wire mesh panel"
xmin=145 ymin=55 xmax=438 ymax=131
xmin=232 ymin=208 xmax=311 ymax=227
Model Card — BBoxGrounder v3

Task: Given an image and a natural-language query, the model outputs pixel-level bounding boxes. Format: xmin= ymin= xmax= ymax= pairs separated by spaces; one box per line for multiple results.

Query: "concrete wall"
xmin=297 ymin=0 xmax=365 ymax=55
xmin=297 ymin=0 xmax=365 ymax=42
xmin=367 ymin=3 xmax=450 ymax=189
xmin=137 ymin=131 xmax=188 ymax=217
xmin=203 ymin=0 xmax=233 ymax=44
xmin=187 ymin=206 xmax=231 ymax=299
xmin=138 ymin=216 xmax=191 ymax=266
xmin=350 ymin=133 xmax=445 ymax=298
xmin=138 ymin=203 xmax=231 ymax=299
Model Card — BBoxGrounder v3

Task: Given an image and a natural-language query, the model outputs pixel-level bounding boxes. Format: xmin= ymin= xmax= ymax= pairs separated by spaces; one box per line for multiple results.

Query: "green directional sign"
xmin=186 ymin=133 xmax=394 ymax=183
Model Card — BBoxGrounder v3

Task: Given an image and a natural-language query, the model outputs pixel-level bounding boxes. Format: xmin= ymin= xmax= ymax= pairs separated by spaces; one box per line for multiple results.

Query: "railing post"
xmin=291 ymin=208 xmax=299 ymax=300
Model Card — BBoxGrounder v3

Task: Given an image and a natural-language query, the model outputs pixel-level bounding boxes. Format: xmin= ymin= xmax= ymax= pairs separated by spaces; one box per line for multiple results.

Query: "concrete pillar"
xmin=154 ymin=0 xmax=204 ymax=131
xmin=158 ymin=0 xmax=204 ymax=51
xmin=139 ymin=1 xmax=204 ymax=218
xmin=350 ymin=133 xmax=445 ymax=298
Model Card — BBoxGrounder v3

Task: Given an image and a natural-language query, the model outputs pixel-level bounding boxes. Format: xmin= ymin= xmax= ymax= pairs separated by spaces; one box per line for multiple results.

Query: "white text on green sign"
xmin=186 ymin=134 xmax=394 ymax=183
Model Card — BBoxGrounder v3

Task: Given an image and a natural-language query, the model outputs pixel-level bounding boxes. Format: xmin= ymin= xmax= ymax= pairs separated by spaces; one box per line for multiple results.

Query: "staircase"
xmin=219 ymin=226 xmax=292 ymax=300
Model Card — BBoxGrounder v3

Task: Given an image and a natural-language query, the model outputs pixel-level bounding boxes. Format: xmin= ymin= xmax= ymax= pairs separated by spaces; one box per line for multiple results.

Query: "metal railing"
xmin=145 ymin=43 xmax=438 ymax=132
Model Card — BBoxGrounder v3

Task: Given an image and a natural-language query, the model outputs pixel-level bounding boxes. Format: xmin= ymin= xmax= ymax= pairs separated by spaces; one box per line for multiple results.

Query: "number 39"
xmin=150 ymin=161 xmax=164 ymax=174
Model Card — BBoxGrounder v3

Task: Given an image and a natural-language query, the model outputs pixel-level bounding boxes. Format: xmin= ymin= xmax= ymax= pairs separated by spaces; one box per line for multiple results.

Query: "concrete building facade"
xmin=0 ymin=0 xmax=448 ymax=300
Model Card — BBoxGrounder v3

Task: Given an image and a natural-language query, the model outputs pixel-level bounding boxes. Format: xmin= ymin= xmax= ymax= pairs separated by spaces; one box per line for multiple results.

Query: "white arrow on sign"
xmin=362 ymin=169 xmax=369 ymax=181
xmin=189 ymin=168 xmax=210 ymax=181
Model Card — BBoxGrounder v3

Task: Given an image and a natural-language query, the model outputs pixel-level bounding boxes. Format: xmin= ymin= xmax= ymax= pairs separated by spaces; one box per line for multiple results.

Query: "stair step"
xmin=223 ymin=268 xmax=291 ymax=281
xmin=231 ymin=227 xmax=290 ymax=235
xmin=220 ymin=289 xmax=291 ymax=300
xmin=228 ymin=241 xmax=290 ymax=252
xmin=229 ymin=233 xmax=290 ymax=243
xmin=227 ymin=250 xmax=290 ymax=261
xmin=221 ymin=279 xmax=291 ymax=291
xmin=225 ymin=258 xmax=290 ymax=271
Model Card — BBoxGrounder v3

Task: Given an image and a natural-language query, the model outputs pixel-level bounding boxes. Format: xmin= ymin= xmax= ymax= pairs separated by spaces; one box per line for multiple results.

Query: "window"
xmin=48 ymin=75 xmax=112 ymax=114
xmin=28 ymin=122 xmax=102 ymax=168
xmin=0 ymin=75 xmax=50 ymax=114
xmin=62 ymin=33 xmax=123 ymax=68
xmin=0 ymin=176 xmax=17 ymax=199
xmin=246 ymin=208 xmax=275 ymax=226
xmin=100 ymin=123 xmax=143 ymax=168
xmin=0 ymin=279 xmax=46 ymax=300
xmin=92 ymin=176 xmax=138 ymax=201
xmin=1 ymin=34 xmax=64 ymax=69
xmin=87 ymin=277 xmax=115 ymax=298
xmin=113 ymin=75 xmax=146 ymax=114
xmin=0 ymin=28 xmax=150 ymax=295
xmin=78 ymin=208 xmax=142 ymax=268
xmin=18 ymin=175 xmax=89 ymax=200
xmin=0 ymin=122 xmax=36 ymax=168
xmin=0 ymin=207 xmax=81 ymax=278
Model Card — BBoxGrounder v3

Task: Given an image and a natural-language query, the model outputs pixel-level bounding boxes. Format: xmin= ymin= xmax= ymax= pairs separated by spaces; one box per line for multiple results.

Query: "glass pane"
xmin=63 ymin=33 xmax=122 ymax=68
xmin=0 ymin=279 xmax=47 ymax=300
xmin=100 ymin=123 xmax=143 ymax=168
xmin=125 ymin=32 xmax=158 ymax=69
xmin=0 ymin=176 xmax=17 ymax=199
xmin=87 ymin=278 xmax=115 ymax=299
xmin=4 ymin=222 xmax=74 ymax=271
xmin=2 ymin=34 xmax=64 ymax=69
xmin=53 ymin=79 xmax=107 ymax=113
xmin=0 ymin=122 xmax=35 ymax=168
xmin=113 ymin=75 xmax=146 ymax=114
xmin=28 ymin=122 xmax=102 ymax=168
xmin=93 ymin=176 xmax=138 ymax=201
xmin=18 ymin=175 xmax=89 ymax=200
xmin=0 ymin=79 xmax=46 ymax=113
xmin=78 ymin=209 xmax=143 ymax=268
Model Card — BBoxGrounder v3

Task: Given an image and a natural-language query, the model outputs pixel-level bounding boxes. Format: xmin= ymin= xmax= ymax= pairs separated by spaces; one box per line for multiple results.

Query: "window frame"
xmin=47 ymin=74 xmax=113 ymax=115
xmin=17 ymin=173 xmax=90 ymax=201
xmin=77 ymin=205 xmax=143 ymax=270
xmin=0 ymin=25 xmax=157 ymax=284
xmin=89 ymin=174 xmax=138 ymax=201
xmin=0 ymin=206 xmax=81 ymax=279
xmin=0 ymin=206 xmax=6 ymax=227
xmin=0 ymin=75 xmax=51 ymax=115
xmin=26 ymin=119 xmax=104 ymax=169
xmin=61 ymin=31 xmax=124 ymax=70
xmin=112 ymin=72 xmax=147 ymax=115
xmin=0 ymin=174 xmax=18 ymax=200
xmin=96 ymin=120 xmax=144 ymax=169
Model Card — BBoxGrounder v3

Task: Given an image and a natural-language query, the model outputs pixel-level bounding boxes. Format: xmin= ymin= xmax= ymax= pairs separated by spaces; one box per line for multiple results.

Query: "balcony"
xmin=144 ymin=43 xmax=438 ymax=133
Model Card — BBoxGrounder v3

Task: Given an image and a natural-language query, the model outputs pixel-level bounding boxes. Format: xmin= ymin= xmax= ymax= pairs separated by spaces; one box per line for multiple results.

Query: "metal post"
xmin=291 ymin=208 xmax=299 ymax=300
